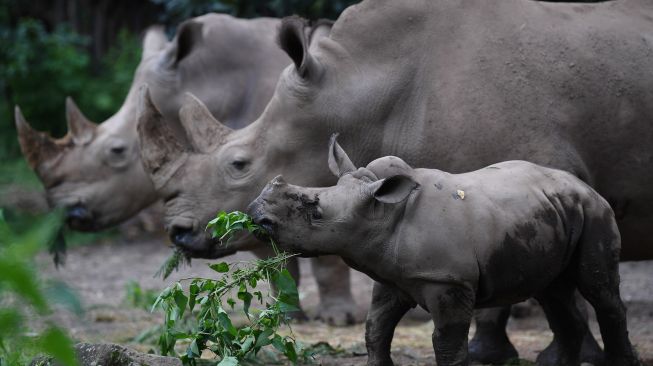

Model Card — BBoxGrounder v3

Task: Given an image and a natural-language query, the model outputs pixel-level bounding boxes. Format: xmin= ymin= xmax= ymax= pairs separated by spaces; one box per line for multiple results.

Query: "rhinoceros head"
xmin=15 ymin=95 xmax=158 ymax=231
xmin=247 ymin=135 xmax=420 ymax=256
xmin=13 ymin=26 xmax=173 ymax=231
xmin=137 ymin=87 xmax=261 ymax=258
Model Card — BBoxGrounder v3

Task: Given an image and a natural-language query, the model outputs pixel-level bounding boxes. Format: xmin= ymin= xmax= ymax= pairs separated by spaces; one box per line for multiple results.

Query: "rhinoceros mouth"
xmin=65 ymin=205 xmax=99 ymax=232
xmin=250 ymin=215 xmax=277 ymax=242
xmin=169 ymin=229 xmax=239 ymax=260
xmin=180 ymin=243 xmax=239 ymax=260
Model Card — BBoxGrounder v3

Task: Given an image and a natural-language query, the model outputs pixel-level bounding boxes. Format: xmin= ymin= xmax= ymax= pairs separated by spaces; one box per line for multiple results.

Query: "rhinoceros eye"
xmin=231 ymin=160 xmax=249 ymax=171
xmin=110 ymin=146 xmax=125 ymax=155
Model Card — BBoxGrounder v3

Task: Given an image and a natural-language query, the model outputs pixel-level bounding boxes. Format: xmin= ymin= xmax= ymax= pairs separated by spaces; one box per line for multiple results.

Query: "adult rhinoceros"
xmin=138 ymin=0 xmax=653 ymax=363
xmin=15 ymin=14 xmax=360 ymax=325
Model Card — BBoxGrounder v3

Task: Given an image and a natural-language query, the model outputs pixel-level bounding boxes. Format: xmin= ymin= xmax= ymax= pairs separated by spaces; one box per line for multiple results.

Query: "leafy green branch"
xmin=154 ymin=211 xmax=306 ymax=366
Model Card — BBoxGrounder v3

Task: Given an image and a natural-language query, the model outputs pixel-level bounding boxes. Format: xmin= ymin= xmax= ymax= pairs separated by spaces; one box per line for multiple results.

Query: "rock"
xmin=30 ymin=343 xmax=181 ymax=366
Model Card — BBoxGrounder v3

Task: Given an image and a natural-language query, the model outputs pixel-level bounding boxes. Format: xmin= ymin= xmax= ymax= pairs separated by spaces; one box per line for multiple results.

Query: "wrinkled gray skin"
xmin=138 ymin=0 xmax=653 ymax=357
xmin=15 ymin=14 xmax=289 ymax=231
xmin=248 ymin=138 xmax=641 ymax=366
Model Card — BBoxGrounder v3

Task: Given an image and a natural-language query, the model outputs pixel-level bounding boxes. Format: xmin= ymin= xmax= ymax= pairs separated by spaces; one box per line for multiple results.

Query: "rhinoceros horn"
xmin=15 ymin=106 xmax=64 ymax=171
xmin=179 ymin=92 xmax=233 ymax=153
xmin=328 ymin=133 xmax=356 ymax=178
xmin=65 ymin=97 xmax=97 ymax=145
xmin=137 ymin=85 xmax=189 ymax=190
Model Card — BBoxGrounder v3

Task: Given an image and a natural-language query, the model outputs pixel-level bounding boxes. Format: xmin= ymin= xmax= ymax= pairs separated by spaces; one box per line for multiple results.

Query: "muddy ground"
xmin=39 ymin=236 xmax=653 ymax=365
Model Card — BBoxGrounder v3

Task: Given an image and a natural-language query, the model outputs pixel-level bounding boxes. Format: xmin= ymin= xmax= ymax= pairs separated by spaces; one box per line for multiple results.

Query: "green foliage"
xmin=0 ymin=210 xmax=79 ymax=366
xmin=155 ymin=211 xmax=305 ymax=365
xmin=206 ymin=211 xmax=267 ymax=244
xmin=157 ymin=210 xmax=267 ymax=280
xmin=157 ymin=249 xmax=192 ymax=280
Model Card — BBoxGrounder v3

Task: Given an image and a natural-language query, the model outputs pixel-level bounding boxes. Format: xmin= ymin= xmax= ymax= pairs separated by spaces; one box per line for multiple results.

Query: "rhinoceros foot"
xmin=536 ymin=332 xmax=605 ymax=366
xmin=314 ymin=299 xmax=365 ymax=326
xmin=468 ymin=330 xmax=518 ymax=365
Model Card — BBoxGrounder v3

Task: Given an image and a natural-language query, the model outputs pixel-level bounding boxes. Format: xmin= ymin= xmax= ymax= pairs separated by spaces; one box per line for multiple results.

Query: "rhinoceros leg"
xmin=538 ymin=294 xmax=605 ymax=366
xmin=311 ymin=256 xmax=363 ymax=326
xmin=251 ymin=246 xmax=308 ymax=321
xmin=574 ymin=219 xmax=641 ymax=366
xmin=468 ymin=307 xmax=518 ymax=364
xmin=424 ymin=284 xmax=475 ymax=366
xmin=365 ymin=281 xmax=414 ymax=366
xmin=535 ymin=281 xmax=586 ymax=366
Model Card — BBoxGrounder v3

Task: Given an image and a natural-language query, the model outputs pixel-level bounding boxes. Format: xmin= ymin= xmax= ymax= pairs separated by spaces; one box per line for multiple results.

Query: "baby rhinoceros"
xmin=248 ymin=135 xmax=641 ymax=366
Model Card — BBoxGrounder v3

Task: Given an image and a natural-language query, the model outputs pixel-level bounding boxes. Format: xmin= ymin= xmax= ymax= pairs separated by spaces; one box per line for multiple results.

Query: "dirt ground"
xmin=39 ymin=236 xmax=653 ymax=365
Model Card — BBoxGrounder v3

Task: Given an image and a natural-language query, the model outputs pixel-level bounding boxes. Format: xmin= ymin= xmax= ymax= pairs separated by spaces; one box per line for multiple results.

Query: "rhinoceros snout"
xmin=65 ymin=204 xmax=95 ymax=231
xmin=170 ymin=226 xmax=197 ymax=248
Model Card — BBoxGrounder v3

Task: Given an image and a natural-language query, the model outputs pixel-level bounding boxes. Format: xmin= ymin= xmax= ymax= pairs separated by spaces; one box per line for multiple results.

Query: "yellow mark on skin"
xmin=457 ymin=190 xmax=465 ymax=200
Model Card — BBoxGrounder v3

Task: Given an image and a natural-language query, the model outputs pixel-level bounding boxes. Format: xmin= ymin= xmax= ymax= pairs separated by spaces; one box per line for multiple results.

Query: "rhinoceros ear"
xmin=278 ymin=16 xmax=321 ymax=79
xmin=15 ymin=106 xmax=63 ymax=171
xmin=142 ymin=25 xmax=167 ymax=59
xmin=167 ymin=20 xmax=203 ymax=67
xmin=328 ymin=133 xmax=356 ymax=177
xmin=137 ymin=85 xmax=189 ymax=189
xmin=307 ymin=19 xmax=333 ymax=50
xmin=369 ymin=175 xmax=420 ymax=204
xmin=66 ymin=97 xmax=97 ymax=145
xmin=179 ymin=93 xmax=233 ymax=153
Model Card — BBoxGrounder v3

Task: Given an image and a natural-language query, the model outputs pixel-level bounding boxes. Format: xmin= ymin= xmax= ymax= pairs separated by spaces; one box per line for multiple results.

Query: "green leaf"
xmin=237 ymin=284 xmax=253 ymax=318
xmin=240 ymin=334 xmax=255 ymax=353
xmin=173 ymin=290 xmax=188 ymax=318
xmin=39 ymin=326 xmax=78 ymax=366
xmin=285 ymin=339 xmax=298 ymax=363
xmin=0 ymin=259 xmax=48 ymax=313
xmin=0 ymin=309 xmax=22 ymax=336
xmin=188 ymin=339 xmax=200 ymax=357
xmin=271 ymin=334 xmax=285 ymax=353
xmin=188 ymin=282 xmax=199 ymax=312
xmin=217 ymin=308 xmax=237 ymax=337
xmin=210 ymin=262 xmax=230 ymax=273
xmin=272 ymin=269 xmax=300 ymax=312
xmin=44 ymin=280 xmax=84 ymax=315
xmin=254 ymin=328 xmax=274 ymax=349
xmin=217 ymin=356 xmax=238 ymax=366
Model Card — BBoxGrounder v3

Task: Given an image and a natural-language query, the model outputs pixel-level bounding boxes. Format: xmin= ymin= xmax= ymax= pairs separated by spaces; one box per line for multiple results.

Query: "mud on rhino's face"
xmin=247 ymin=136 xmax=421 ymax=256
xmin=248 ymin=172 xmax=421 ymax=256
xmin=247 ymin=174 xmax=372 ymax=256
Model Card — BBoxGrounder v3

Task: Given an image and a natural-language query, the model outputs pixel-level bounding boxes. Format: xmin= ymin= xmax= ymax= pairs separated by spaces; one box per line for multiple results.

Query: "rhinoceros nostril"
xmin=65 ymin=204 xmax=95 ymax=231
xmin=254 ymin=217 xmax=276 ymax=235
xmin=66 ymin=205 xmax=90 ymax=220
xmin=170 ymin=226 xmax=195 ymax=247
